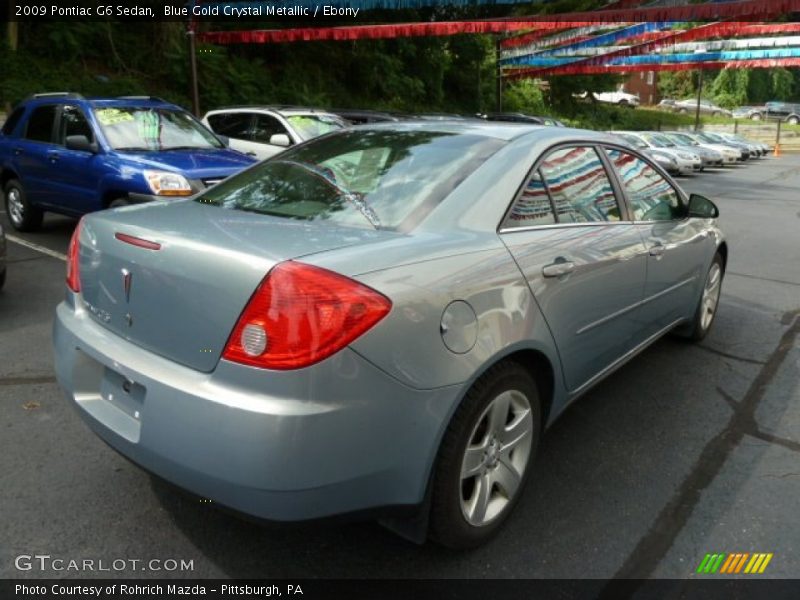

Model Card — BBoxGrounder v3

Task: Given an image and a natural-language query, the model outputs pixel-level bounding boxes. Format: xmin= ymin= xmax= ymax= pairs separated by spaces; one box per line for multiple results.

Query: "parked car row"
xmin=0 ymin=91 xmax=770 ymax=244
xmin=0 ymin=94 xmax=572 ymax=234
xmin=660 ymin=98 xmax=800 ymax=124
xmin=610 ymin=129 xmax=770 ymax=177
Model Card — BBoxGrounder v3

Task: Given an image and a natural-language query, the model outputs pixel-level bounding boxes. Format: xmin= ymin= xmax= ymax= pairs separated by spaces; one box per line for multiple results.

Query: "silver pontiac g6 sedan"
xmin=54 ymin=122 xmax=726 ymax=548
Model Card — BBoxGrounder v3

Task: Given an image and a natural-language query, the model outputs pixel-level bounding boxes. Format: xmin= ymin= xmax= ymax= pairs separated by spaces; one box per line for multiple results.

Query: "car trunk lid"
xmin=78 ymin=200 xmax=395 ymax=372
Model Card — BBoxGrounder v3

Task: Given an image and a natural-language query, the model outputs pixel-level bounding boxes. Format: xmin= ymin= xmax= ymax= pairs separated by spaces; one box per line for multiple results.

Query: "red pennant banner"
xmin=504 ymin=17 xmax=800 ymax=79
xmin=198 ymin=0 xmax=800 ymax=44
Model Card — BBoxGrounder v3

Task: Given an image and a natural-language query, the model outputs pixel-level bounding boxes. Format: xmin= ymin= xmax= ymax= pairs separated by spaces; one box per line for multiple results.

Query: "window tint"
xmin=503 ymin=169 xmax=555 ymax=228
xmin=253 ymin=114 xmax=290 ymax=144
xmin=539 ymin=146 xmax=620 ymax=223
xmin=206 ymin=112 xmax=252 ymax=140
xmin=58 ymin=105 xmax=94 ymax=145
xmin=24 ymin=105 xmax=57 ymax=143
xmin=605 ymin=148 xmax=683 ymax=222
xmin=1 ymin=107 xmax=25 ymax=136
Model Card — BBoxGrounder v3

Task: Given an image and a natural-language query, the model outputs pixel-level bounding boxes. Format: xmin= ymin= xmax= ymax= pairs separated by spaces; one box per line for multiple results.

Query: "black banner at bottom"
xmin=4 ymin=579 xmax=800 ymax=600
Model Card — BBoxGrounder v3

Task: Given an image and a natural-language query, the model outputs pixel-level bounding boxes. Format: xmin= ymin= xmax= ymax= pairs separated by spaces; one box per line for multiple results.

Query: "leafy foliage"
xmin=2 ymin=21 xmax=798 ymax=122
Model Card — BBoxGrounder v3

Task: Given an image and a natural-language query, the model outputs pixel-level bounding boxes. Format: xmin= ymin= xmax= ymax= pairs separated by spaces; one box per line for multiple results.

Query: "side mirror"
xmin=269 ymin=133 xmax=291 ymax=147
xmin=65 ymin=135 xmax=97 ymax=153
xmin=688 ymin=193 xmax=719 ymax=218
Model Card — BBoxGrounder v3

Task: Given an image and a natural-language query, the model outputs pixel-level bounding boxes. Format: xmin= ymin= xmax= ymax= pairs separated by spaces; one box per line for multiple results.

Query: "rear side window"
xmin=206 ymin=112 xmax=253 ymax=140
xmin=605 ymin=148 xmax=684 ymax=222
xmin=503 ymin=169 xmax=556 ymax=228
xmin=1 ymin=107 xmax=25 ymax=136
xmin=539 ymin=146 xmax=621 ymax=223
xmin=24 ymin=105 xmax=57 ymax=143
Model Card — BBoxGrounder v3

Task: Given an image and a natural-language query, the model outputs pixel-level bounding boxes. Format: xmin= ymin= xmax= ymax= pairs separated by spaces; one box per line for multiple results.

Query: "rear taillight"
xmin=223 ymin=261 xmax=391 ymax=370
xmin=66 ymin=219 xmax=83 ymax=292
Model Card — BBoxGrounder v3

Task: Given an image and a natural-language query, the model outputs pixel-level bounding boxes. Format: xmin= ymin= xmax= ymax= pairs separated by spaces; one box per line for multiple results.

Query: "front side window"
xmin=58 ymin=105 xmax=94 ymax=145
xmin=93 ymin=107 xmax=223 ymax=151
xmin=539 ymin=146 xmax=621 ymax=223
xmin=196 ymin=130 xmax=504 ymax=231
xmin=605 ymin=148 xmax=684 ymax=222
xmin=206 ymin=112 xmax=253 ymax=140
xmin=503 ymin=169 xmax=556 ymax=228
xmin=24 ymin=105 xmax=57 ymax=143
xmin=253 ymin=115 xmax=290 ymax=144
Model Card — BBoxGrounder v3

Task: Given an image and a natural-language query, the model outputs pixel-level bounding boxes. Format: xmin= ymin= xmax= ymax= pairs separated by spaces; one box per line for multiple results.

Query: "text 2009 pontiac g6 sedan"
xmin=54 ymin=123 xmax=726 ymax=548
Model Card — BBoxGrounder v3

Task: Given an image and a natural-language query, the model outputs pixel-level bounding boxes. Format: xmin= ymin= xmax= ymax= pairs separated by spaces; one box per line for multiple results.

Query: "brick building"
xmin=623 ymin=71 xmax=659 ymax=106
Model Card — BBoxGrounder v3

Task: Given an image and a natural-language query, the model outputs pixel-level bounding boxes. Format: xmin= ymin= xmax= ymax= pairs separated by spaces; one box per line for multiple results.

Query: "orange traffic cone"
xmin=774 ymin=144 xmax=781 ymax=157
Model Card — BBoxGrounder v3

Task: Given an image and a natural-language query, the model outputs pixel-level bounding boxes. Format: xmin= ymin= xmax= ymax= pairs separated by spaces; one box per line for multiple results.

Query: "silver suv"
xmin=202 ymin=106 xmax=346 ymax=160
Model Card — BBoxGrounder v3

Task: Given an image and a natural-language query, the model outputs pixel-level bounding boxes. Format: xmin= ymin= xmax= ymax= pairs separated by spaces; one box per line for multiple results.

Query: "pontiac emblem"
xmin=121 ymin=269 xmax=132 ymax=303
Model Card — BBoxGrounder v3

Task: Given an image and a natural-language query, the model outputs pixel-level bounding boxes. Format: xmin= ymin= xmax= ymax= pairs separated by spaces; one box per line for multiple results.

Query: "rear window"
xmin=196 ymin=130 xmax=504 ymax=231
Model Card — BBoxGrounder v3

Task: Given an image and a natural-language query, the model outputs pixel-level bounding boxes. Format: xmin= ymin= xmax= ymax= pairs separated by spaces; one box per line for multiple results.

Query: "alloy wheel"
xmin=701 ymin=262 xmax=722 ymax=331
xmin=459 ymin=389 xmax=533 ymax=527
xmin=6 ymin=188 xmax=24 ymax=227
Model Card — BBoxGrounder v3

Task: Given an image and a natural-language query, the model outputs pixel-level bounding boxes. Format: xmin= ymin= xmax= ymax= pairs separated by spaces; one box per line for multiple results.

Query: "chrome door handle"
xmin=649 ymin=244 xmax=665 ymax=257
xmin=542 ymin=260 xmax=575 ymax=278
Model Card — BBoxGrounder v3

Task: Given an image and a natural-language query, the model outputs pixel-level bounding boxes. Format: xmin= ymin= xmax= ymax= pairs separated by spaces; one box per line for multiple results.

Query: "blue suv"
xmin=0 ymin=93 xmax=257 ymax=231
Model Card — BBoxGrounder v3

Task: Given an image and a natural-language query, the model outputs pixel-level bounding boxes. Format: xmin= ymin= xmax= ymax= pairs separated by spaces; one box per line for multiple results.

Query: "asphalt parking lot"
xmin=1 ymin=155 xmax=799 ymax=581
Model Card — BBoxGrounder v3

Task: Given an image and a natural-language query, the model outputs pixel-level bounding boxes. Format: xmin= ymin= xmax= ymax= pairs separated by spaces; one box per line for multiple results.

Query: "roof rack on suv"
xmin=26 ymin=92 xmax=85 ymax=101
xmin=115 ymin=95 xmax=169 ymax=103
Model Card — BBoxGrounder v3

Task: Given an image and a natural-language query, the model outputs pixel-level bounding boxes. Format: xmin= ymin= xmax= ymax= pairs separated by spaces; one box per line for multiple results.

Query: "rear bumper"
xmin=53 ymin=299 xmax=461 ymax=521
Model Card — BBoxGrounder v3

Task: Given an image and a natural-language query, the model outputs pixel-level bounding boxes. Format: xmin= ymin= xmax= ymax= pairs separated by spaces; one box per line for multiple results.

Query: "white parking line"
xmin=6 ymin=235 xmax=66 ymax=261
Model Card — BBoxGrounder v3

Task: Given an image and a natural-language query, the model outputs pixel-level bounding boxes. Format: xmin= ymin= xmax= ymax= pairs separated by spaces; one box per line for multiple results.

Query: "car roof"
xmin=20 ymin=94 xmax=180 ymax=111
xmin=87 ymin=98 xmax=179 ymax=109
xmin=351 ymin=120 xmax=613 ymax=143
xmin=205 ymin=106 xmax=339 ymax=117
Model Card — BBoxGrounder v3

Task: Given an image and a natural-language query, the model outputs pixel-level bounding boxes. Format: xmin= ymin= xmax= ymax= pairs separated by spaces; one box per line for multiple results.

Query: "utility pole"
xmin=495 ymin=35 xmax=503 ymax=113
xmin=188 ymin=21 xmax=200 ymax=117
xmin=694 ymin=70 xmax=703 ymax=132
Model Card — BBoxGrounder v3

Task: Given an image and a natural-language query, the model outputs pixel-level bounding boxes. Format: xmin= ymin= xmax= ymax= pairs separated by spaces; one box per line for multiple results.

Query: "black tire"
xmin=751 ymin=113 xmax=762 ymax=121
xmin=0 ymin=268 xmax=5 ymax=291
xmin=4 ymin=179 xmax=43 ymax=232
xmin=679 ymin=252 xmax=725 ymax=342
xmin=108 ymin=198 xmax=130 ymax=208
xmin=788 ymin=116 xmax=799 ymax=125
xmin=679 ymin=107 xmax=689 ymax=114
xmin=429 ymin=361 xmax=542 ymax=549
